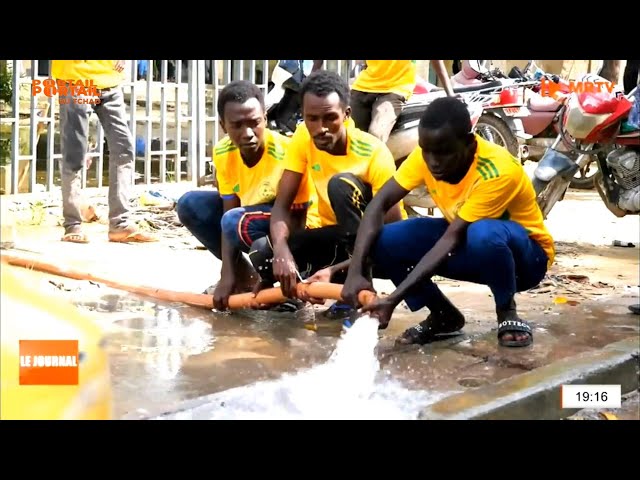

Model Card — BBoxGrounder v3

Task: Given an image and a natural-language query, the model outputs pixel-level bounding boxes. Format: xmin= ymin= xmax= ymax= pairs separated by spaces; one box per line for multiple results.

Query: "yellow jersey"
xmin=214 ymin=129 xmax=321 ymax=228
xmin=351 ymin=60 xmax=417 ymax=100
xmin=51 ymin=60 xmax=125 ymax=90
xmin=284 ymin=122 xmax=406 ymax=227
xmin=394 ymin=135 xmax=555 ymax=267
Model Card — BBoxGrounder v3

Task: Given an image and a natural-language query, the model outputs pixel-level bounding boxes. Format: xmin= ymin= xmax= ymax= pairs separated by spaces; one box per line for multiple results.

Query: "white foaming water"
xmin=155 ymin=315 xmax=446 ymax=420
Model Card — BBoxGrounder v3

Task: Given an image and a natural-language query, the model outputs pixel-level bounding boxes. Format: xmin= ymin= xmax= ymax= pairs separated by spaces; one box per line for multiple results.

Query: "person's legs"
xmin=368 ymin=93 xmax=405 ymax=143
xmin=324 ymin=172 xmax=375 ymax=318
xmin=94 ymin=88 xmax=156 ymax=242
xmin=327 ymin=172 xmax=373 ymax=244
xmin=372 ymin=217 xmax=549 ymax=346
xmin=176 ymin=190 xmax=224 ymax=258
xmin=623 ymin=60 xmax=639 ymax=95
xmin=176 ymin=190 xmax=258 ymax=294
xmin=220 ymin=204 xmax=273 ymax=253
xmin=248 ymin=172 xmax=373 ymax=278
xmin=350 ymin=90 xmax=376 ymax=132
xmin=247 ymin=172 xmax=378 ymax=318
xmin=59 ymin=89 xmax=91 ymax=243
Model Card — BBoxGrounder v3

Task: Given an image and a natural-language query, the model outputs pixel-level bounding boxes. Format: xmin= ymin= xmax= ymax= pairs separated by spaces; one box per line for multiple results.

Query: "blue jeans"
xmin=372 ymin=218 xmax=549 ymax=311
xmin=176 ymin=190 xmax=272 ymax=259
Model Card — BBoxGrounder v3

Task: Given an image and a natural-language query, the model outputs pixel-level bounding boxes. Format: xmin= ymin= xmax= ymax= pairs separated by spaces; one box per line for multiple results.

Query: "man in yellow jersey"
xmin=342 ymin=97 xmax=555 ymax=348
xmin=176 ymin=80 xmax=319 ymax=312
xmin=349 ymin=60 xmax=417 ymax=143
xmin=51 ymin=60 xmax=156 ymax=243
xmin=249 ymin=70 xmax=406 ymax=319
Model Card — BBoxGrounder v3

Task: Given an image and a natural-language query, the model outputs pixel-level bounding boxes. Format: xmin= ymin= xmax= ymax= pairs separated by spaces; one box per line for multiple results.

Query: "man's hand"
xmin=213 ymin=278 xmax=236 ymax=312
xmin=298 ymin=267 xmax=332 ymax=305
xmin=305 ymin=267 xmax=332 ymax=284
xmin=273 ymin=243 xmax=299 ymax=298
xmin=249 ymin=278 xmax=277 ymax=310
xmin=113 ymin=61 xmax=126 ymax=73
xmin=341 ymin=271 xmax=375 ymax=308
xmin=360 ymin=296 xmax=399 ymax=329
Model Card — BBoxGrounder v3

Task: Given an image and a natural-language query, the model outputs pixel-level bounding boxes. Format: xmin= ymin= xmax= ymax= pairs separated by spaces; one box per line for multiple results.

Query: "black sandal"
xmin=497 ymin=319 xmax=533 ymax=347
xmin=397 ymin=309 xmax=466 ymax=346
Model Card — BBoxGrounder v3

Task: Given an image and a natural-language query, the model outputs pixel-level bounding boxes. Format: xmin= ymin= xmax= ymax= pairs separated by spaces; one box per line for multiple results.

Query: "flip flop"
xmin=396 ymin=308 xmax=466 ymax=346
xmin=61 ymin=231 xmax=90 ymax=244
xmin=108 ymin=228 xmax=158 ymax=243
xmin=497 ymin=319 xmax=533 ymax=347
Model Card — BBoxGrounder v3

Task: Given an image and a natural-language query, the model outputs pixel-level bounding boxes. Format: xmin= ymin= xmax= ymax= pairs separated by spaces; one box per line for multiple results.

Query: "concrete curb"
xmin=418 ymin=337 xmax=640 ymax=420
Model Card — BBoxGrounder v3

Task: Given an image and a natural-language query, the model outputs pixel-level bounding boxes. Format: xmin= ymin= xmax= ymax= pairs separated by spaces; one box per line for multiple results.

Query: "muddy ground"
xmin=1 ymin=186 xmax=639 ymax=419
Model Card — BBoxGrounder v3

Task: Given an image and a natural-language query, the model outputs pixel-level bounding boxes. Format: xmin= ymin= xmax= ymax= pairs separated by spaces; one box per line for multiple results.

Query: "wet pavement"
xmin=12 ymin=267 xmax=638 ymax=419
xmin=2 ymin=188 xmax=639 ymax=419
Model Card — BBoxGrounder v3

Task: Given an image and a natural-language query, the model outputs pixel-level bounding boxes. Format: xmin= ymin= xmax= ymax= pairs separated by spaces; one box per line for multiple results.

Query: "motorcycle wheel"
xmin=475 ymin=114 xmax=520 ymax=158
xmin=568 ymin=155 xmax=599 ymax=190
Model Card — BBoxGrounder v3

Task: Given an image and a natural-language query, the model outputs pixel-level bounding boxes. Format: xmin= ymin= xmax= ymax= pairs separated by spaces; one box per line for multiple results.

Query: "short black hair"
xmin=419 ymin=97 xmax=472 ymax=139
xmin=217 ymin=80 xmax=265 ymax=119
xmin=300 ymin=70 xmax=350 ymax=108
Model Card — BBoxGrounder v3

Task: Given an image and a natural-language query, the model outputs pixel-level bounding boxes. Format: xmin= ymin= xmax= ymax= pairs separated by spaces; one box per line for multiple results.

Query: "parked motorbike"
xmin=532 ymin=81 xmax=639 ymax=219
xmin=265 ymin=60 xmax=314 ymax=135
xmin=452 ymin=60 xmax=540 ymax=159
xmin=509 ymin=61 xmax=606 ymax=189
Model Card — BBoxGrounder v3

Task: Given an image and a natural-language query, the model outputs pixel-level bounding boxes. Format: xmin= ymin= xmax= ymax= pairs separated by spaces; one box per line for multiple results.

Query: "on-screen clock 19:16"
xmin=561 ymin=384 xmax=622 ymax=409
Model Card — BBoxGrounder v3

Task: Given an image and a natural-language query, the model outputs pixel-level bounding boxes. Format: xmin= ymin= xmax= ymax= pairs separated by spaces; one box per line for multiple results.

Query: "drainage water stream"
xmin=152 ymin=315 xmax=446 ymax=420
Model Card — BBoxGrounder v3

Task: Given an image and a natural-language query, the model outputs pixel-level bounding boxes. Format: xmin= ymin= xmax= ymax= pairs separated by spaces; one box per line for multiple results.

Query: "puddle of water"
xmin=153 ymin=315 xmax=445 ymax=420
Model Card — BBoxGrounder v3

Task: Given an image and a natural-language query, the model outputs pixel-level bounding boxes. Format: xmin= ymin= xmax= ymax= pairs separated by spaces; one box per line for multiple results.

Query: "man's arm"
xmin=270 ymin=170 xmax=305 ymax=297
xmin=213 ymin=195 xmax=242 ymax=311
xmin=350 ymin=178 xmax=410 ymax=276
xmin=383 ymin=203 xmax=404 ymax=224
xmin=219 ymin=196 xmax=241 ymax=279
xmin=367 ymin=143 xmax=408 ymax=225
xmin=341 ymin=178 xmax=409 ymax=306
xmin=430 ymin=60 xmax=455 ymax=97
xmin=312 ymin=60 xmax=324 ymax=72
xmin=271 ymin=170 xmax=304 ymax=249
xmin=387 ymin=217 xmax=468 ymax=304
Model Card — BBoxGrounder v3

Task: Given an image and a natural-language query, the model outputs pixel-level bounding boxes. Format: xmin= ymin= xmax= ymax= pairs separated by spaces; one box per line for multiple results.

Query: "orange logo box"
xmin=19 ymin=340 xmax=79 ymax=386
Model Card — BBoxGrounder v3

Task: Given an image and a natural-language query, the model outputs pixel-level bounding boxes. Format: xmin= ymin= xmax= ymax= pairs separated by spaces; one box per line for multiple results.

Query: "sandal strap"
xmin=498 ymin=319 xmax=532 ymax=336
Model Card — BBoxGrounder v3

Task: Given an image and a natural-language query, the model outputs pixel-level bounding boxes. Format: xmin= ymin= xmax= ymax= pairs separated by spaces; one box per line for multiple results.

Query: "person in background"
xmin=623 ymin=60 xmax=639 ymax=95
xmin=52 ymin=60 xmax=157 ymax=244
xmin=346 ymin=60 xmax=453 ymax=144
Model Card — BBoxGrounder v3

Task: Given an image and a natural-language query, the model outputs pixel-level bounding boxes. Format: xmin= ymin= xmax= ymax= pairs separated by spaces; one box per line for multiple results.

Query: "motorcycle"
xmin=532 ymin=81 xmax=639 ymax=219
xmin=265 ymin=60 xmax=315 ymax=135
xmin=452 ymin=61 xmax=607 ymax=190
xmin=452 ymin=60 xmax=540 ymax=160
xmin=507 ymin=61 xmax=608 ymax=189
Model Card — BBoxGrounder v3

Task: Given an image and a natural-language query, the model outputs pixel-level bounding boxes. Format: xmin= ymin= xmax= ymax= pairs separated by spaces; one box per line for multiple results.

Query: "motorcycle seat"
xmin=393 ymin=103 xmax=430 ymax=131
xmin=527 ymin=95 xmax=562 ymax=112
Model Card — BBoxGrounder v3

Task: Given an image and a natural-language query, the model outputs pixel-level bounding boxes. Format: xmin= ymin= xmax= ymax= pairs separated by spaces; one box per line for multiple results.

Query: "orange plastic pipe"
xmin=1 ymin=251 xmax=377 ymax=310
